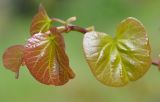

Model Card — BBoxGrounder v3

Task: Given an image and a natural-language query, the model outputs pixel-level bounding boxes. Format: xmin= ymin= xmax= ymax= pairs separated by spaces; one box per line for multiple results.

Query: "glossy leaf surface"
xmin=30 ymin=4 xmax=52 ymax=35
xmin=3 ymin=45 xmax=24 ymax=78
xmin=83 ymin=17 xmax=151 ymax=87
xmin=24 ymin=29 xmax=75 ymax=86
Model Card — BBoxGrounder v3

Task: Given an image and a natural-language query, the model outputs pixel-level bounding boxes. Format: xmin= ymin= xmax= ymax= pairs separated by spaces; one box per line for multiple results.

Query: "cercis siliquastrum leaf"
xmin=3 ymin=45 xmax=24 ymax=78
xmin=24 ymin=28 xmax=75 ymax=85
xmin=2 ymin=4 xmax=153 ymax=87
xmin=83 ymin=17 xmax=151 ymax=87
xmin=30 ymin=4 xmax=52 ymax=35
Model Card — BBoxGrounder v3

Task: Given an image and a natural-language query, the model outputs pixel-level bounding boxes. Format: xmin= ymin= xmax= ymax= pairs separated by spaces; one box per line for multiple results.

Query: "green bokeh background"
xmin=0 ymin=0 xmax=160 ymax=102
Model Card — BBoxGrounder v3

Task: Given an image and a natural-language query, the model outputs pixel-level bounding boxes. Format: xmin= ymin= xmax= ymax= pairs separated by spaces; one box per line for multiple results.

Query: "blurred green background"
xmin=0 ymin=0 xmax=160 ymax=102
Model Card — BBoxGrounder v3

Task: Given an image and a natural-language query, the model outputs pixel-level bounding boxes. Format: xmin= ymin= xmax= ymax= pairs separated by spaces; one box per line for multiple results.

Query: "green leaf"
xmin=83 ymin=17 xmax=151 ymax=87
xmin=30 ymin=4 xmax=52 ymax=36
xmin=24 ymin=28 xmax=75 ymax=86
xmin=3 ymin=45 xmax=24 ymax=79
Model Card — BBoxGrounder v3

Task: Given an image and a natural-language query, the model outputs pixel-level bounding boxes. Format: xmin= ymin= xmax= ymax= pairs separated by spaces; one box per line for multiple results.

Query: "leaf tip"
xmin=39 ymin=3 xmax=45 ymax=11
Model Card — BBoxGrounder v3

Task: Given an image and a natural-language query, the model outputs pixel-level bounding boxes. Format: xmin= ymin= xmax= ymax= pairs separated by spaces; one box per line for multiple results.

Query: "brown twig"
xmin=152 ymin=59 xmax=160 ymax=70
xmin=152 ymin=60 xmax=159 ymax=66
xmin=65 ymin=25 xmax=88 ymax=33
xmin=51 ymin=17 xmax=89 ymax=34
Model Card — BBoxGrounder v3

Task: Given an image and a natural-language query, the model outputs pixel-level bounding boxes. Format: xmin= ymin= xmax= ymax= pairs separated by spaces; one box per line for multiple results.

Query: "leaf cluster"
xmin=2 ymin=5 xmax=152 ymax=87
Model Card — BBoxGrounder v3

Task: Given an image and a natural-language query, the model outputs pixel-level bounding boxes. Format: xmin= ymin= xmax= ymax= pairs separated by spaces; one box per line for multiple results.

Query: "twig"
xmin=51 ymin=17 xmax=89 ymax=34
xmin=152 ymin=59 xmax=160 ymax=70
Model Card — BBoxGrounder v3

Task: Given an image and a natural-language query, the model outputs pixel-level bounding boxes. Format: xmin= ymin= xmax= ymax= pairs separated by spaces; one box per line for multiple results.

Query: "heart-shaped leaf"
xmin=30 ymin=4 xmax=52 ymax=36
xmin=24 ymin=29 xmax=75 ymax=86
xmin=3 ymin=45 xmax=24 ymax=79
xmin=83 ymin=17 xmax=151 ymax=87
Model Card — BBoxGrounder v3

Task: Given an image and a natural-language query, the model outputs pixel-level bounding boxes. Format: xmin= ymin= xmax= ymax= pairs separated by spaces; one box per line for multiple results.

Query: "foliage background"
xmin=0 ymin=0 xmax=160 ymax=102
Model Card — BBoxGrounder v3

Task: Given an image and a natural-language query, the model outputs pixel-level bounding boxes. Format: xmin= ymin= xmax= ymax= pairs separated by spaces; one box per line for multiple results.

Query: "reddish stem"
xmin=54 ymin=25 xmax=89 ymax=34
xmin=152 ymin=59 xmax=160 ymax=70
xmin=66 ymin=25 xmax=88 ymax=33
xmin=51 ymin=17 xmax=89 ymax=34
xmin=152 ymin=59 xmax=160 ymax=65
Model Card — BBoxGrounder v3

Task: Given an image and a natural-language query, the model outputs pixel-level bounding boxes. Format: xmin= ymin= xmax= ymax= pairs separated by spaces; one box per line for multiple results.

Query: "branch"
xmin=152 ymin=59 xmax=160 ymax=70
xmin=64 ymin=25 xmax=88 ymax=33
xmin=152 ymin=60 xmax=159 ymax=66
xmin=51 ymin=17 xmax=92 ymax=34
xmin=54 ymin=25 xmax=90 ymax=34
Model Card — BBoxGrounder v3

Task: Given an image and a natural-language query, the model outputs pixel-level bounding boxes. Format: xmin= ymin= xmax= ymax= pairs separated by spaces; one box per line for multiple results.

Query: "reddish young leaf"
xmin=30 ymin=4 xmax=52 ymax=35
xmin=24 ymin=29 xmax=75 ymax=86
xmin=3 ymin=45 xmax=24 ymax=79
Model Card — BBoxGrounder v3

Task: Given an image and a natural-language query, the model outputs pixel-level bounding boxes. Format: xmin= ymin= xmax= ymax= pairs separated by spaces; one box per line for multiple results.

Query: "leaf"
xmin=83 ymin=17 xmax=151 ymax=87
xmin=3 ymin=45 xmax=24 ymax=79
xmin=24 ymin=29 xmax=75 ymax=86
xmin=30 ymin=4 xmax=52 ymax=36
